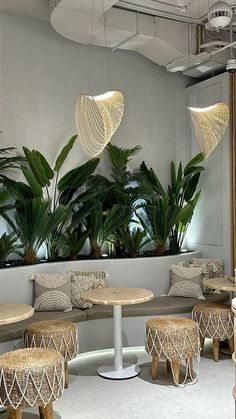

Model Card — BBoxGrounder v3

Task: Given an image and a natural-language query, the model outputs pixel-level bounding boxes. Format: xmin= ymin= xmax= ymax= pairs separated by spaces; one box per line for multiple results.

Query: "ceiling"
xmin=0 ymin=0 xmax=236 ymax=23
xmin=1 ymin=0 xmax=236 ymax=78
xmin=117 ymin=0 xmax=236 ymax=22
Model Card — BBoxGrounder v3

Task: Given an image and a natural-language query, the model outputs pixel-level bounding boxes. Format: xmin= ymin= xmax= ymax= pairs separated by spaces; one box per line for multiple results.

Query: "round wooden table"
xmin=204 ymin=277 xmax=236 ymax=294
xmin=0 ymin=303 xmax=34 ymax=326
xmin=81 ymin=287 xmax=153 ymax=380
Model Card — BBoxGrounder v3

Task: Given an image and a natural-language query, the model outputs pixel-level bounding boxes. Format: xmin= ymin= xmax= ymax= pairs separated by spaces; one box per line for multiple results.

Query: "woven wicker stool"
xmin=23 ymin=320 xmax=78 ymax=389
xmin=0 ymin=347 xmax=64 ymax=419
xmin=145 ymin=316 xmax=200 ymax=385
xmin=192 ymin=303 xmax=234 ymax=362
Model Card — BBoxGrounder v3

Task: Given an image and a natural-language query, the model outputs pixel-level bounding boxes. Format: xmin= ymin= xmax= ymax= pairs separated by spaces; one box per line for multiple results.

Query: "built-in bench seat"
xmin=0 ymin=292 xmax=229 ymax=344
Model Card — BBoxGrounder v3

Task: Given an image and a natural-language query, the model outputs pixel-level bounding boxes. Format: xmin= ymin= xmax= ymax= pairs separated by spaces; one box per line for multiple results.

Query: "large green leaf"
xmin=184 ymin=172 xmax=201 ymax=202
xmin=54 ymin=135 xmax=77 ymax=173
xmin=1 ymin=178 xmax=35 ymax=202
xmin=139 ymin=161 xmax=166 ymax=198
xmin=23 ymin=147 xmax=46 ymax=187
xmin=69 ymin=205 xmax=92 ymax=230
xmin=34 ymin=151 xmax=54 ymax=182
xmin=184 ymin=153 xmax=204 ymax=176
xmin=177 ymin=161 xmax=182 ymax=185
xmin=170 ymin=161 xmax=177 ymax=192
xmin=173 ymin=191 xmax=201 ymax=226
xmin=21 ymin=167 xmax=43 ymax=197
xmin=58 ymin=158 xmax=100 ymax=191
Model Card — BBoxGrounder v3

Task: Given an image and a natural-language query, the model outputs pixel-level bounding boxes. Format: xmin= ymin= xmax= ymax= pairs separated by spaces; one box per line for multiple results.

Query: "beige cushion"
xmin=190 ymin=258 xmax=224 ymax=294
xmin=190 ymin=258 xmax=223 ymax=278
xmin=71 ymin=274 xmax=94 ymax=309
xmin=168 ymin=265 xmax=203 ymax=299
xmin=71 ymin=270 xmax=107 ymax=288
xmin=34 ymin=272 xmax=72 ymax=312
xmin=71 ymin=271 xmax=107 ymax=309
xmin=170 ymin=264 xmax=203 ymax=287
xmin=168 ymin=281 xmax=205 ymax=299
xmin=0 ymin=294 xmax=230 ymax=344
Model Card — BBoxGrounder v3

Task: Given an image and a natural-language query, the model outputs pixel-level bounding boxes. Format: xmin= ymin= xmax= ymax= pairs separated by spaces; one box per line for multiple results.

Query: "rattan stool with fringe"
xmin=0 ymin=347 xmax=64 ymax=419
xmin=192 ymin=303 xmax=234 ymax=362
xmin=23 ymin=320 xmax=78 ymax=389
xmin=145 ymin=316 xmax=200 ymax=386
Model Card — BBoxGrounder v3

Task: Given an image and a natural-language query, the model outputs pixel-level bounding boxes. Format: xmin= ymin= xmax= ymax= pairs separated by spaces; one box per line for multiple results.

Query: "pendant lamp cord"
xmin=102 ymin=0 xmax=111 ymax=90
xmin=88 ymin=0 xmax=95 ymax=93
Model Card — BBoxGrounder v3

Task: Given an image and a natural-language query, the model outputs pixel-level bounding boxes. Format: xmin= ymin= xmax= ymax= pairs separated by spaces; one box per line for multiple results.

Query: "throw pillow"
xmin=190 ymin=258 xmax=224 ymax=278
xmin=170 ymin=264 xmax=203 ymax=288
xmin=33 ymin=272 xmax=72 ymax=312
xmin=70 ymin=271 xmax=107 ymax=309
xmin=71 ymin=273 xmax=94 ymax=309
xmin=168 ymin=281 xmax=205 ymax=299
xmin=71 ymin=270 xmax=107 ymax=289
xmin=190 ymin=258 xmax=224 ymax=293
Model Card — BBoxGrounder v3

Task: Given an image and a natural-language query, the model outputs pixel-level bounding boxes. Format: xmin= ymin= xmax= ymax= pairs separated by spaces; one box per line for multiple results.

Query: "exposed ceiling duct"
xmin=50 ymin=0 xmax=236 ymax=78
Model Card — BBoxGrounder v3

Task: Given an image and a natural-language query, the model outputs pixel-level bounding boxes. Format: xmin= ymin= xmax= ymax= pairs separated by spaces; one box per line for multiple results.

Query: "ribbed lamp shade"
xmin=189 ymin=102 xmax=229 ymax=158
xmin=75 ymin=91 xmax=124 ymax=158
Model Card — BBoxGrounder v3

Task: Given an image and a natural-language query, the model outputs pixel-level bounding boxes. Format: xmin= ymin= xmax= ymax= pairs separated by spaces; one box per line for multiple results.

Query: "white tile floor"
xmin=1 ymin=341 xmax=235 ymax=419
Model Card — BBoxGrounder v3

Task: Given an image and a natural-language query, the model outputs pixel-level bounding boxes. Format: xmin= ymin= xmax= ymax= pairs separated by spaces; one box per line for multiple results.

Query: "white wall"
xmin=184 ymin=73 xmax=231 ymax=274
xmin=0 ymin=11 xmax=188 ymax=188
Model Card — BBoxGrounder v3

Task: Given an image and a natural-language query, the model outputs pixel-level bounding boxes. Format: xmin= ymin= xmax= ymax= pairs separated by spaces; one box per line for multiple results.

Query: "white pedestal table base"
xmin=97 ymin=364 xmax=140 ymax=379
xmin=97 ymin=304 xmax=140 ymax=380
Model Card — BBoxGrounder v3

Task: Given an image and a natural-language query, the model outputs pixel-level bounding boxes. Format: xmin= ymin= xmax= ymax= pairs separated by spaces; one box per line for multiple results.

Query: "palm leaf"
xmin=54 ymin=135 xmax=77 ymax=173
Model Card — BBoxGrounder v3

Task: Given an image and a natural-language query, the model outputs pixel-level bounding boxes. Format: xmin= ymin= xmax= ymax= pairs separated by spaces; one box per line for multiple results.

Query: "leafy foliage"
xmin=0 ymin=148 xmax=25 ymax=182
xmin=111 ymin=224 xmax=150 ymax=258
xmin=136 ymin=153 xmax=204 ymax=254
xmin=0 ymin=233 xmax=20 ymax=264
xmin=60 ymin=225 xmax=89 ymax=260
xmin=3 ymin=198 xmax=68 ymax=264
xmin=18 ymin=136 xmax=99 ymax=260
xmin=0 ymin=138 xmax=204 ymax=265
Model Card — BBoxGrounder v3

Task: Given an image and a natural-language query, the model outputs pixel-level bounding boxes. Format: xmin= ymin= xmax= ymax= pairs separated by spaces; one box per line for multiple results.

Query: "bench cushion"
xmin=87 ymin=292 xmax=229 ymax=320
xmin=0 ymin=309 xmax=87 ymax=343
xmin=0 ymin=292 xmax=229 ymax=343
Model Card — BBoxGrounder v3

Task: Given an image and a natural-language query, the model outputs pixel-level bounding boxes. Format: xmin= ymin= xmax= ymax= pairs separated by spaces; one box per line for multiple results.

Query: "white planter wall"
xmin=0 ymin=251 xmax=201 ymax=304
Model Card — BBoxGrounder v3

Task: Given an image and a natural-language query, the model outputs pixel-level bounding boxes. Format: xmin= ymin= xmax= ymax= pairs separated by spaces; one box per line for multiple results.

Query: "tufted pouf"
xmin=0 ymin=347 xmax=64 ymax=418
xmin=145 ymin=316 xmax=200 ymax=386
xmin=23 ymin=320 xmax=78 ymax=389
xmin=192 ymin=303 xmax=234 ymax=362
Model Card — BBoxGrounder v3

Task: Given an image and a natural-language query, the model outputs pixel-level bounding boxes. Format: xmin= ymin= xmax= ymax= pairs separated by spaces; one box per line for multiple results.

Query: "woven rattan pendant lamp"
xmin=75 ymin=1 xmax=124 ymax=158
xmin=75 ymin=91 xmax=124 ymax=158
xmin=189 ymin=102 xmax=229 ymax=158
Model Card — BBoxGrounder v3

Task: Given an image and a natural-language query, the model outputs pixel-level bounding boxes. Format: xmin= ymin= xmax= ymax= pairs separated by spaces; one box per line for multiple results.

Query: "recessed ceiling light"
xmin=179 ymin=5 xmax=188 ymax=12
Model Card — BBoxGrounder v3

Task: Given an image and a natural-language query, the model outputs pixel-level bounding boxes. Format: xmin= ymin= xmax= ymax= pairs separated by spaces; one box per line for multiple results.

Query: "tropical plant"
xmin=168 ymin=154 xmax=205 ymax=253
xmin=86 ymin=143 xmax=142 ymax=207
xmin=3 ymin=197 xmax=68 ymax=264
xmin=111 ymin=224 xmax=150 ymax=258
xmin=0 ymin=147 xmax=24 ymax=182
xmin=0 ymin=147 xmax=25 ymax=216
xmin=76 ymin=200 xmax=131 ymax=258
xmin=136 ymin=153 xmax=204 ymax=255
xmin=83 ymin=143 xmax=143 ymax=257
xmin=0 ymin=233 xmax=20 ymax=264
xmin=60 ymin=225 xmax=89 ymax=260
xmin=9 ymin=136 xmax=100 ymax=260
xmin=106 ymin=143 xmax=142 ymax=186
